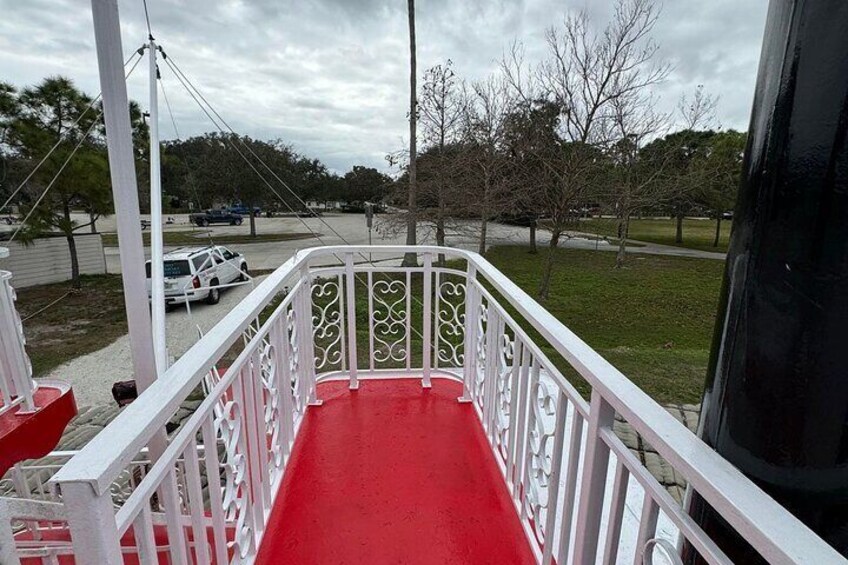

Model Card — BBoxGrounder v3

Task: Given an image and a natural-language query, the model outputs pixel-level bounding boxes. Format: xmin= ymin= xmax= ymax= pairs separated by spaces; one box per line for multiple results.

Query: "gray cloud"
xmin=0 ymin=0 xmax=768 ymax=173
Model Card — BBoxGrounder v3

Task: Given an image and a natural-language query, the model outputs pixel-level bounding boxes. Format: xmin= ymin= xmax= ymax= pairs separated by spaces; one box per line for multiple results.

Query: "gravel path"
xmin=46 ymin=276 xmax=263 ymax=407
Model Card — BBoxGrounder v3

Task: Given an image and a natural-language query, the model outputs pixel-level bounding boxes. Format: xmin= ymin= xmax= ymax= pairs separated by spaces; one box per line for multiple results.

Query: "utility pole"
xmin=688 ymin=0 xmax=848 ymax=560
xmin=403 ymin=0 xmax=418 ymax=267
xmin=90 ymin=0 xmax=156 ymax=393
xmin=148 ymin=36 xmax=168 ymax=376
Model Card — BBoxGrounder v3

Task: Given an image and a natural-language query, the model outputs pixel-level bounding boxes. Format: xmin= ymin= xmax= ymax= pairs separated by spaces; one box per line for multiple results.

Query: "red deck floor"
xmin=255 ymin=378 xmax=536 ymax=564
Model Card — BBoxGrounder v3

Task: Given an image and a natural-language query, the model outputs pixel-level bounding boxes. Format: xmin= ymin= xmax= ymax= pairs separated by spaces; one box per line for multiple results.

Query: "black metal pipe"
xmin=687 ymin=0 xmax=848 ymax=560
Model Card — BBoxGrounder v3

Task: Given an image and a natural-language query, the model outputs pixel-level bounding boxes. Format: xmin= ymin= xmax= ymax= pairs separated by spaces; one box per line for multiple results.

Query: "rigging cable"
xmin=160 ymin=51 xmax=438 ymax=350
xmin=165 ymin=53 xmax=369 ymax=249
xmin=1 ymin=49 xmax=145 ymax=215
xmin=158 ymin=72 xmax=215 ymax=246
xmin=8 ymin=53 xmax=146 ymax=242
xmin=142 ymin=0 xmax=154 ymax=39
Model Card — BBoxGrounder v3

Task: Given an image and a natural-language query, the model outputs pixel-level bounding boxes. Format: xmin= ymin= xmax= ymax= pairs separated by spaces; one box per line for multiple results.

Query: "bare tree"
xmin=463 ymin=75 xmax=514 ymax=255
xmin=503 ymin=0 xmax=670 ymax=299
xmin=419 ymin=60 xmax=466 ymax=264
xmin=403 ymin=0 xmax=418 ymax=266
xmin=605 ymin=92 xmax=670 ymax=268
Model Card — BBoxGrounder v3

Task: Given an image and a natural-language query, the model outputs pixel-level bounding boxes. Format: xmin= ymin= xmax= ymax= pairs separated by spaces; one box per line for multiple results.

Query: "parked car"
xmin=228 ymin=205 xmax=261 ymax=216
xmin=189 ymin=209 xmax=243 ymax=226
xmin=145 ymin=245 xmax=249 ymax=307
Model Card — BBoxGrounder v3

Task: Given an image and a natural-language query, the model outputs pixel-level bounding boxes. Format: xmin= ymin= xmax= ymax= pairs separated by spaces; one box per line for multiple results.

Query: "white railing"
xmin=0 ymin=270 xmax=37 ymax=414
xmin=35 ymin=246 xmax=843 ymax=564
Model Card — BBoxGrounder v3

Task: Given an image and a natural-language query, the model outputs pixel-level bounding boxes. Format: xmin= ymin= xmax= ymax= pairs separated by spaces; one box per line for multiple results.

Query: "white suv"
xmin=145 ymin=245 xmax=248 ymax=307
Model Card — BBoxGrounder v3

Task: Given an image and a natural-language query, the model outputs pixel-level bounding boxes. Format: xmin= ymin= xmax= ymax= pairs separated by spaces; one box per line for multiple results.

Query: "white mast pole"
xmin=90 ymin=0 xmax=157 ymax=393
xmin=148 ymin=37 xmax=168 ymax=375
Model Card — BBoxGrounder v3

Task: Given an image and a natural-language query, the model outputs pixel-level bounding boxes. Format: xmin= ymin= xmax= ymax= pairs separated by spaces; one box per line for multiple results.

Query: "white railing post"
xmin=61 ymin=482 xmax=123 ymax=565
xmin=542 ymin=389 xmax=568 ymax=565
xmin=298 ymin=264 xmax=320 ymax=405
xmin=344 ymin=253 xmax=359 ymax=389
xmin=459 ymin=264 xmax=478 ymax=402
xmin=0 ymin=271 xmax=36 ymax=413
xmin=0 ymin=499 xmax=21 ymax=565
xmin=422 ymin=253 xmax=433 ymax=388
xmin=572 ymin=390 xmax=615 ymax=564
xmin=482 ymin=309 xmax=500 ymax=438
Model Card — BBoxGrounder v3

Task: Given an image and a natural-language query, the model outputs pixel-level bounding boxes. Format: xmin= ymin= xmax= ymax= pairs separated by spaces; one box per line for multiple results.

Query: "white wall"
xmin=0 ymin=234 xmax=107 ymax=288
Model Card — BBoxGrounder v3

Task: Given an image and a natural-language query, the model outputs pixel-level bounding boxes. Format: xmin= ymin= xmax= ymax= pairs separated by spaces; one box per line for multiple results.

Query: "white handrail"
xmin=49 ymin=245 xmax=844 ymax=564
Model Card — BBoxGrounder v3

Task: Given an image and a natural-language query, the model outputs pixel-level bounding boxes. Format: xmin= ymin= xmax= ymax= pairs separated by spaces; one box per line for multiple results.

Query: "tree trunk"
xmin=478 ymin=216 xmax=488 ymax=255
xmin=435 ymin=216 xmax=446 ymax=266
xmin=713 ymin=216 xmax=722 ymax=247
xmin=249 ymin=207 xmax=257 ymax=238
xmin=63 ymin=203 xmax=81 ymax=289
xmin=675 ymin=212 xmax=684 ymax=244
xmin=89 ymin=211 xmax=97 ymax=233
xmin=537 ymin=230 xmax=561 ymax=301
xmin=615 ymin=215 xmax=629 ymax=269
xmin=529 ymin=219 xmax=537 ymax=254
xmin=402 ymin=0 xmax=418 ymax=267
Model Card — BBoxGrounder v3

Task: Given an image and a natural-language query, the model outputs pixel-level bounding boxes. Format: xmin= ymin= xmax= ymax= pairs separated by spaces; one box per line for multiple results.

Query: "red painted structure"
xmin=256 ymin=379 xmax=536 ymax=564
xmin=0 ymin=382 xmax=77 ymax=477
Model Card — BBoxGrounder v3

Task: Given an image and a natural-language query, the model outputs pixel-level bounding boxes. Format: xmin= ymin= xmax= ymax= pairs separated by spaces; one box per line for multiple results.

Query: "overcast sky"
xmin=0 ymin=0 xmax=769 ymax=173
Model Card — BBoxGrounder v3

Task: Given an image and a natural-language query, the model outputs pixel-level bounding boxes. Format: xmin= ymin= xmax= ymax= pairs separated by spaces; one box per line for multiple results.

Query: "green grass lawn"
xmin=578 ymin=217 xmax=732 ymax=253
xmin=100 ymin=230 xmax=317 ymax=247
xmin=484 ymin=246 xmax=724 ymax=404
xmin=16 ymin=275 xmax=128 ymax=377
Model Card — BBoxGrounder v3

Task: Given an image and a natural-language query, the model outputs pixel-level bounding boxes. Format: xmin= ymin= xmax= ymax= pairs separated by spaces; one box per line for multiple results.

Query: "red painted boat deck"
xmin=255 ymin=379 xmax=536 ymax=565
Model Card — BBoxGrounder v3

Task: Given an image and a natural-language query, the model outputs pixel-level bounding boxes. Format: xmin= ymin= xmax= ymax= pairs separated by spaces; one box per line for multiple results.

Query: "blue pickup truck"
xmin=228 ymin=205 xmax=261 ymax=216
xmin=189 ymin=209 xmax=243 ymax=227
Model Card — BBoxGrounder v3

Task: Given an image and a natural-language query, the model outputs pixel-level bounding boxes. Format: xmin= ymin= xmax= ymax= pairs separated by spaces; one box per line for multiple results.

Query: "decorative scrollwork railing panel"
xmin=369 ymin=274 xmax=410 ymax=369
xmin=311 ymin=276 xmax=345 ymax=373
xmin=434 ymin=272 xmax=466 ymax=370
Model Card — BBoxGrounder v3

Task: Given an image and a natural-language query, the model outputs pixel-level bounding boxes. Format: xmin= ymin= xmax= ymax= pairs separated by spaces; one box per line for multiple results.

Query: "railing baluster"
xmin=274 ymin=314 xmax=294 ymax=461
xmin=512 ymin=345 xmax=532 ymax=502
xmin=434 ymin=269 xmax=441 ymax=371
xmin=602 ymin=460 xmax=630 ymax=565
xmin=557 ymin=408 xmax=585 ymax=565
xmin=505 ymin=339 xmax=524 ymax=491
xmin=201 ymin=416 xmax=229 ymax=565
xmin=299 ymin=265 xmax=318 ymax=403
xmin=367 ymin=270 xmax=375 ymax=372
xmin=344 ymin=253 xmax=359 ymax=388
xmin=250 ymin=348 xmax=272 ymax=511
xmin=573 ymin=391 xmax=616 ymax=564
xmin=520 ymin=357 xmax=540 ymax=521
xmin=483 ymin=309 xmax=500 ymax=439
xmin=422 ymin=253 xmax=433 ymax=388
xmin=183 ymin=438 xmax=211 ymax=565
xmin=459 ymin=267 xmax=478 ymax=402
xmin=234 ymin=365 xmax=264 ymax=550
xmin=133 ymin=504 xmax=158 ymax=565
xmin=162 ymin=467 xmax=188 ymax=565
xmin=406 ymin=270 xmax=412 ymax=373
xmin=634 ymin=495 xmax=660 ymax=565
xmin=541 ymin=389 xmax=568 ymax=565
xmin=337 ymin=272 xmax=347 ymax=373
